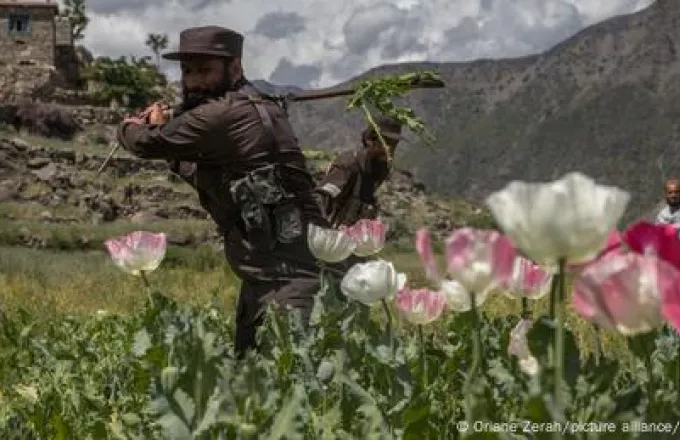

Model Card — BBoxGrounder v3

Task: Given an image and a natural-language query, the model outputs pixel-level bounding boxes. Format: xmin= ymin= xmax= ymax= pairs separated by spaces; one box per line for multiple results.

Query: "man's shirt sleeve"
xmin=318 ymin=151 xmax=356 ymax=198
xmin=117 ymin=102 xmax=223 ymax=161
xmin=656 ymin=207 xmax=670 ymax=224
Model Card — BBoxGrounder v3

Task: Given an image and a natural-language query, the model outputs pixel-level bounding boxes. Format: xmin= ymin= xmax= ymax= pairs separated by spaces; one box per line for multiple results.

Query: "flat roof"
xmin=0 ymin=1 xmax=58 ymax=9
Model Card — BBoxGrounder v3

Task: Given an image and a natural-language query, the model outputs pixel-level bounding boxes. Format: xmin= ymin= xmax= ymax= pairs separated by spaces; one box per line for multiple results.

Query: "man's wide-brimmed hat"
xmin=162 ymin=26 xmax=244 ymax=60
xmin=366 ymin=115 xmax=405 ymax=141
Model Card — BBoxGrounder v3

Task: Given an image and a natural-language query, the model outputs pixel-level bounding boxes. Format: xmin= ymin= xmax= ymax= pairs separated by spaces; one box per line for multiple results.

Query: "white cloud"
xmin=66 ymin=0 xmax=654 ymax=87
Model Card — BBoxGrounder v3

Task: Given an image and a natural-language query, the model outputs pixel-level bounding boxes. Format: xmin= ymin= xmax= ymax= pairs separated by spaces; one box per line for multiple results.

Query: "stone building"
xmin=0 ymin=0 xmax=79 ymax=96
xmin=0 ymin=0 xmax=72 ymax=67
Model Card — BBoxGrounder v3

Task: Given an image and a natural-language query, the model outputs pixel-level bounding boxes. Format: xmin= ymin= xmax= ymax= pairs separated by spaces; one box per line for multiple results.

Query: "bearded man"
xmin=116 ymin=26 xmax=332 ymax=357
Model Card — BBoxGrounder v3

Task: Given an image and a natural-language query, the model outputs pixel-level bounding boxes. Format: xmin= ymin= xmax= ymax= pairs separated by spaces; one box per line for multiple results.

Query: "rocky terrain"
xmin=0 ymin=131 xmax=493 ymax=252
xmin=285 ymin=0 xmax=676 ymax=223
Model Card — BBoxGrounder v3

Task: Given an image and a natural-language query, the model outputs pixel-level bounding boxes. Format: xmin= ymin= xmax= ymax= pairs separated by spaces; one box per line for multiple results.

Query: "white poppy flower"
xmin=104 ymin=231 xmax=167 ymax=276
xmin=440 ymin=279 xmax=492 ymax=312
xmin=508 ymin=319 xmax=539 ymax=376
xmin=485 ymin=172 xmax=630 ymax=266
xmin=340 ymin=259 xmax=403 ymax=305
xmin=307 ymin=223 xmax=356 ymax=262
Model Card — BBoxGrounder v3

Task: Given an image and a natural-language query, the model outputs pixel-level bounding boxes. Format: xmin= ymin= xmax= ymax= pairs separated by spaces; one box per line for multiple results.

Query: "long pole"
xmin=96 ymin=77 xmax=446 ymax=174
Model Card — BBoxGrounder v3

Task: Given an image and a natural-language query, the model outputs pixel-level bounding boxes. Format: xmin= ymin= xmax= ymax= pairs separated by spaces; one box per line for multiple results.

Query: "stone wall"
xmin=68 ymin=105 xmax=128 ymax=125
xmin=0 ymin=5 xmax=57 ymax=67
xmin=55 ymin=45 xmax=79 ymax=85
xmin=0 ymin=64 xmax=56 ymax=100
xmin=54 ymin=15 xmax=70 ymax=46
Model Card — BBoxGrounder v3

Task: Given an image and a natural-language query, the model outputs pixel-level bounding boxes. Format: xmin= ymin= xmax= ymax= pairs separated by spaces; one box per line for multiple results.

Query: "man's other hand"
xmin=122 ymin=115 xmax=146 ymax=125
xmin=147 ymin=102 xmax=169 ymax=125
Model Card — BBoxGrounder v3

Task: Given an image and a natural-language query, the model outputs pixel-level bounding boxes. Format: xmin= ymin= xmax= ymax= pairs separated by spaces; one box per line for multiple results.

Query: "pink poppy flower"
xmin=415 ymin=227 xmax=440 ymax=282
xmin=415 ymin=228 xmax=487 ymax=311
xmin=341 ymin=218 xmax=387 ymax=256
xmin=395 ymin=287 xmax=447 ymax=325
xmin=104 ymin=231 xmax=167 ymax=276
xmin=572 ymin=250 xmax=680 ymax=335
xmin=415 ymin=228 xmax=515 ymax=310
xmin=445 ymin=228 xmax=517 ymax=294
xmin=622 ymin=221 xmax=680 ymax=271
xmin=503 ymin=256 xmax=552 ymax=299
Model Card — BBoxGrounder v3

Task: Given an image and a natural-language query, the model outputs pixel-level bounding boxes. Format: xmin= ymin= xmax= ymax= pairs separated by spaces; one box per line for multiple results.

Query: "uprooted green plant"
xmin=347 ymin=70 xmax=441 ymax=161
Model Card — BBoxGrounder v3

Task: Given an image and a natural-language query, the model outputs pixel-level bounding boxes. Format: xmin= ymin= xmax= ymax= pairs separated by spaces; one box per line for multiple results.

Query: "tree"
xmin=60 ymin=0 xmax=89 ymax=41
xmin=145 ymin=33 xmax=169 ymax=68
xmin=81 ymin=56 xmax=165 ymax=108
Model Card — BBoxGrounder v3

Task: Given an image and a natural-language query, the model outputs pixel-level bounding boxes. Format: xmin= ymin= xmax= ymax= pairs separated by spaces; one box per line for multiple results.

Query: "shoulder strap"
xmin=232 ymin=84 xmax=279 ymax=160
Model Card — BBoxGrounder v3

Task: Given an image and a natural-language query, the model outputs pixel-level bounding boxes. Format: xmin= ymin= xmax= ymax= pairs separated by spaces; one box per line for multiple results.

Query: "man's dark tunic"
xmin=117 ymin=84 xmax=328 ymax=354
xmin=316 ymin=148 xmax=390 ymax=228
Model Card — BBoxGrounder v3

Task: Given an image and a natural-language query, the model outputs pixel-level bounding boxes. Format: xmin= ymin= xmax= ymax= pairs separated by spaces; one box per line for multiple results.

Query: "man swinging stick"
xmin=114 ymin=25 xmax=444 ymax=357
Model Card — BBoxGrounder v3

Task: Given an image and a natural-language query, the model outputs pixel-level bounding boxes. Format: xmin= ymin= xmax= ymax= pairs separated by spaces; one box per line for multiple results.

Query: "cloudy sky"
xmin=71 ymin=0 xmax=653 ymax=88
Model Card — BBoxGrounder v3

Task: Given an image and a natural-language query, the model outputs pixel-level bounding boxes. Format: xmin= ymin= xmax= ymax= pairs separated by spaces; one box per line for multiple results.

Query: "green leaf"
xmin=316 ymin=360 xmax=335 ymax=384
xmin=522 ymin=394 xmax=553 ymax=422
xmin=627 ymin=331 xmax=658 ymax=360
xmin=132 ymin=329 xmax=151 ymax=357
xmin=161 ymin=366 xmax=180 ymax=393
xmin=266 ymin=384 xmax=307 ymax=439
xmin=527 ymin=315 xmax=581 ymax=386
xmin=155 ymin=412 xmax=191 ymax=440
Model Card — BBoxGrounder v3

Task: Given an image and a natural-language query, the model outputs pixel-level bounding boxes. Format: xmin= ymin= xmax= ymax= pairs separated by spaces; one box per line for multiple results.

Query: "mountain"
xmin=285 ymin=0 xmax=679 ymax=222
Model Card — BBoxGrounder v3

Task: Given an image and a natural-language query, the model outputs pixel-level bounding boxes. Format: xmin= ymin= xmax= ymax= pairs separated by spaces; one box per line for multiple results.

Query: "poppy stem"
xmin=464 ymin=292 xmax=481 ymax=424
xmin=140 ymin=271 xmax=150 ymax=287
xmin=521 ymin=296 xmax=530 ymax=319
xmin=381 ymin=299 xmax=394 ymax=355
xmin=593 ymin=325 xmax=603 ymax=366
xmin=554 ymin=258 xmax=566 ymax=416
xmin=418 ymin=325 xmax=427 ymax=388
xmin=548 ymin=273 xmax=558 ymax=320
xmin=675 ymin=341 xmax=680 ymax=405
xmin=140 ymin=271 xmax=153 ymax=305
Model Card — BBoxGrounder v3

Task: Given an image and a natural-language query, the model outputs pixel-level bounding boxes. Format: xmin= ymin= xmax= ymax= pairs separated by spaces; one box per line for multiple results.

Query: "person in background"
xmin=656 ymin=178 xmax=680 ymax=227
xmin=315 ymin=115 xmax=404 ymax=228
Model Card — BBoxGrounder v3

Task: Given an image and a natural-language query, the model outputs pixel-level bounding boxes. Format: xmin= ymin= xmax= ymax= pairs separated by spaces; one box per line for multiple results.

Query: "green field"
xmin=0 ymin=239 xmax=629 ymax=360
xmin=4 ymin=129 xmax=660 ymax=438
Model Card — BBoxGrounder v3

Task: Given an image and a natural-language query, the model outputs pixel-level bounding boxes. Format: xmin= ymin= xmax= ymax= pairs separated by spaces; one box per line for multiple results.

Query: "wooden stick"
xmin=96 ymin=104 xmax=170 ymax=174
xmin=285 ymin=76 xmax=445 ymax=101
xmin=96 ymin=142 xmax=120 ymax=175
xmin=95 ymin=78 xmax=446 ymax=173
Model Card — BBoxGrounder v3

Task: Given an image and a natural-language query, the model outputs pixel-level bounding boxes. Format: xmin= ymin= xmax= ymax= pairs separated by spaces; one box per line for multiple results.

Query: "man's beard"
xmin=668 ymin=199 xmax=680 ymax=210
xmin=180 ymin=73 xmax=247 ymax=112
xmin=180 ymin=83 xmax=230 ymax=112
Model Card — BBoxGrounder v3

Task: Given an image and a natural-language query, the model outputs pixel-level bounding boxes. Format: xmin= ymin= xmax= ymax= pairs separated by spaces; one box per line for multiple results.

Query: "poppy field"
xmin=2 ymin=171 xmax=680 ymax=438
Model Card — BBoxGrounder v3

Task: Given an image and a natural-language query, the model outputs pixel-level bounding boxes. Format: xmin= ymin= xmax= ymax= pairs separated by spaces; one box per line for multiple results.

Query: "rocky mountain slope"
xmin=0 ymin=133 xmax=493 ymax=251
xmin=285 ymin=0 xmax=676 ymax=223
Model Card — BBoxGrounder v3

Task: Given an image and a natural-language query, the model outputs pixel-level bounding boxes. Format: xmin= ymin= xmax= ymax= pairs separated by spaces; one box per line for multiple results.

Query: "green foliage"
xmin=60 ymin=0 xmax=89 ymax=41
xmin=82 ymin=56 xmax=166 ymax=109
xmin=347 ymin=71 xmax=442 ymax=160
xmin=1 ymin=276 xmax=679 ymax=438
xmin=145 ymin=33 xmax=169 ymax=67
